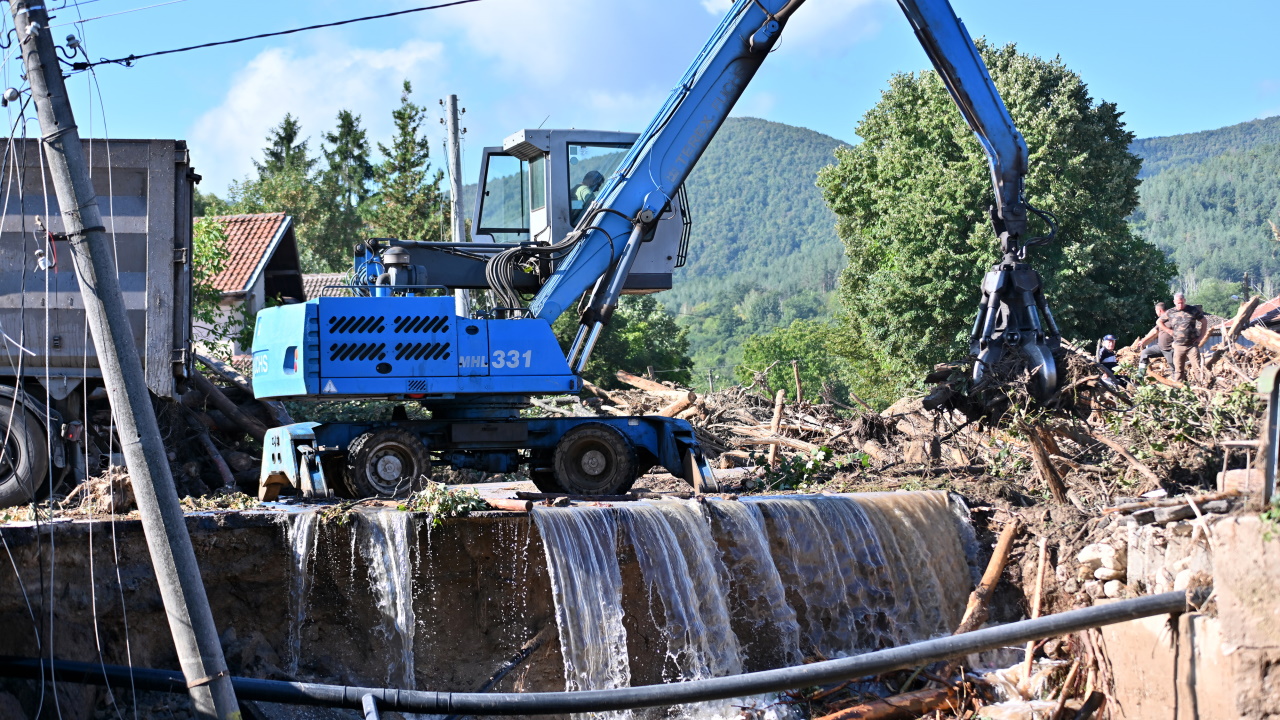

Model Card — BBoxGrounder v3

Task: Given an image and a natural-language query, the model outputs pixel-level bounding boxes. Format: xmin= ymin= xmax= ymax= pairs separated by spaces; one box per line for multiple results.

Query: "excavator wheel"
xmin=552 ymin=423 xmax=638 ymax=496
xmin=345 ymin=427 xmax=431 ymax=498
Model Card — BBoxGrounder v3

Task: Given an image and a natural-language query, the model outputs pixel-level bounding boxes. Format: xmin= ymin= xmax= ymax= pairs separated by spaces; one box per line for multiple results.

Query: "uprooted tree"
xmin=817 ymin=42 xmax=1176 ymax=408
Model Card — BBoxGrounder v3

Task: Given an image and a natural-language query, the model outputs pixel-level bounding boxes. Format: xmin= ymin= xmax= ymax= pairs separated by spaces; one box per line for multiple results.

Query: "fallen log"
xmin=657 ymin=396 xmax=694 ymax=417
xmin=582 ymin=381 xmax=619 ymax=404
xmin=1223 ymin=295 xmax=1262 ymax=345
xmin=767 ymin=389 xmax=786 ymax=468
xmin=812 ymin=686 xmax=958 ymax=720
xmin=183 ymin=411 xmax=236 ymax=489
xmin=955 ymin=517 xmax=1022 ymax=635
xmin=1054 ymin=425 xmax=1161 ymax=487
xmin=1102 ymin=489 xmax=1240 ymax=514
xmin=1051 ymin=658 xmax=1082 ymax=720
xmin=485 ymin=498 xmax=534 ymax=512
xmin=615 ymin=370 xmax=696 ymax=402
xmin=1025 ymin=425 xmax=1068 ymax=504
xmin=1242 ymin=325 xmax=1280 ymax=355
xmin=196 ymin=353 xmax=294 ymax=427
xmin=192 ymin=371 xmax=268 ymax=441
xmin=1024 ymin=536 xmax=1049 ymax=678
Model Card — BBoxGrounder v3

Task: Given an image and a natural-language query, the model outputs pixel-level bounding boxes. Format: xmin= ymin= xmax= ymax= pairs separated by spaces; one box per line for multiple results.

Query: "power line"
xmin=51 ymin=0 xmax=193 ymax=28
xmin=72 ymin=0 xmax=482 ymax=70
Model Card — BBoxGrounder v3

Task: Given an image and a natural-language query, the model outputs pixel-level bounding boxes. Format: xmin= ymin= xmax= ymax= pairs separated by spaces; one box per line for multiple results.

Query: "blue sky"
xmin=22 ymin=0 xmax=1280 ymax=193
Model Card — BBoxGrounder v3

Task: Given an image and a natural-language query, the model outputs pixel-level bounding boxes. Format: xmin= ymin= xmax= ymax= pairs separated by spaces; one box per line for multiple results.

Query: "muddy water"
xmin=532 ymin=491 xmax=977 ymax=716
xmin=0 ymin=491 xmax=975 ymax=719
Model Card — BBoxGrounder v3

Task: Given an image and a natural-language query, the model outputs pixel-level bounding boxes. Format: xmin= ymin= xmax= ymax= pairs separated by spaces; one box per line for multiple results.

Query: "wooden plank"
xmin=1223 ymin=295 xmax=1262 ymax=345
xmin=144 ymin=139 xmax=178 ymax=397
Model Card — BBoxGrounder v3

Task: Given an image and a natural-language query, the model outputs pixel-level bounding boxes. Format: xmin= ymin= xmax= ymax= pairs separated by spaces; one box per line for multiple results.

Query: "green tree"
xmin=553 ymin=296 xmax=693 ymax=389
xmin=736 ymin=319 xmax=853 ymax=402
xmin=255 ymin=113 xmax=316 ymax=177
xmin=1190 ymin=278 xmax=1246 ymax=317
xmin=817 ymin=42 xmax=1176 ymax=406
xmin=312 ymin=110 xmax=375 ymax=269
xmin=363 ymin=80 xmax=446 ymax=241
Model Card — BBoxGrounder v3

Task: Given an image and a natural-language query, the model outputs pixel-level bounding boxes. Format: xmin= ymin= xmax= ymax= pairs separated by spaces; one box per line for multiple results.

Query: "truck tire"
xmin=345 ymin=428 xmax=431 ymax=498
xmin=553 ymin=423 xmax=637 ymax=496
xmin=0 ymin=404 xmax=49 ymax=508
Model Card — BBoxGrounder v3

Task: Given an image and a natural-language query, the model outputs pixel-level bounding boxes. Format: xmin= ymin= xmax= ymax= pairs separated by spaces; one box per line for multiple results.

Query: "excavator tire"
xmin=552 ymin=423 xmax=638 ymax=496
xmin=345 ymin=427 xmax=431 ymax=498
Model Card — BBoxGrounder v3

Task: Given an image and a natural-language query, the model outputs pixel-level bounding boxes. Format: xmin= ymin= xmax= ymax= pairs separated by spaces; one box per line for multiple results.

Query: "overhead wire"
xmin=51 ymin=0 xmax=192 ymax=28
xmin=70 ymin=0 xmax=483 ymax=70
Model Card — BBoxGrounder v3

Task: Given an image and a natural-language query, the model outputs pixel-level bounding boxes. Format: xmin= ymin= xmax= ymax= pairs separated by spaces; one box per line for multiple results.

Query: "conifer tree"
xmin=363 ymin=80 xmax=445 ymax=241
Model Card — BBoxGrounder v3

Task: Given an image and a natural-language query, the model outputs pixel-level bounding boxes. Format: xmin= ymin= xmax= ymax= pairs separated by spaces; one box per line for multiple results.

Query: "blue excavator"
xmin=250 ymin=0 xmax=1062 ymax=500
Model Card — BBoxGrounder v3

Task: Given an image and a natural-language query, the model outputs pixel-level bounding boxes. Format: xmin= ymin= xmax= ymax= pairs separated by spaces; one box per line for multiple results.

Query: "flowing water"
xmin=359 ymin=510 xmax=418 ymax=689
xmin=533 ymin=491 xmax=976 ymax=717
xmin=532 ymin=506 xmax=632 ymax=696
xmin=284 ymin=511 xmax=320 ymax=676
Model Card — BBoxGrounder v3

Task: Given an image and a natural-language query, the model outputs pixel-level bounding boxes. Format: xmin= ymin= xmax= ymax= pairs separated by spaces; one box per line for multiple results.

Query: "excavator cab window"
xmin=567 ymin=144 xmax=628 ymax=224
xmin=476 ymin=152 xmax=530 ymax=242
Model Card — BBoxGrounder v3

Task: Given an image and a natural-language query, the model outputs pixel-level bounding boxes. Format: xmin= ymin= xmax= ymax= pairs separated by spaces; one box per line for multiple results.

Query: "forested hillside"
xmin=1132 ymin=144 xmax=1280 ymax=289
xmin=1131 ymin=116 xmax=1280 ymax=298
xmin=1132 ymin=115 xmax=1280 ymax=177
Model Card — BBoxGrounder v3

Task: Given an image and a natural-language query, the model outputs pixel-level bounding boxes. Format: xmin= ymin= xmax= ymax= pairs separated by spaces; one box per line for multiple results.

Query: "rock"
xmin=1168 ymin=521 xmax=1193 ymax=537
xmin=1077 ymin=543 xmax=1116 ymax=569
xmin=1084 ymin=580 xmax=1104 ymax=599
xmin=1063 ymin=578 xmax=1080 ymax=594
xmin=1153 ymin=505 xmax=1196 ymax=524
xmin=1104 ymin=580 xmax=1124 ymax=598
xmin=224 ymin=450 xmax=257 ymax=473
xmin=1201 ymin=499 xmax=1231 ymax=513
xmin=1174 ymin=568 xmax=1195 ymax=592
xmin=1095 ymin=566 xmax=1126 ymax=581
xmin=903 ymin=438 xmax=940 ymax=465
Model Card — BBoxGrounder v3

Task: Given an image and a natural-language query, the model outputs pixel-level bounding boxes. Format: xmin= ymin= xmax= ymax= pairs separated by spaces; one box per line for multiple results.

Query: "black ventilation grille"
xmin=393 ymin=315 xmax=450 ymax=334
xmin=327 ymin=315 xmax=386 ymax=334
xmin=328 ymin=342 xmax=387 ymax=361
xmin=394 ymin=342 xmax=451 ymax=361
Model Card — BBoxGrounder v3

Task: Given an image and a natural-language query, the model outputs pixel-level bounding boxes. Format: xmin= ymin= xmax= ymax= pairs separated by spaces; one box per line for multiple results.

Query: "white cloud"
xmin=700 ymin=0 xmax=733 ymax=14
xmin=189 ymin=39 xmax=445 ymax=192
xmin=780 ymin=0 xmax=888 ymax=55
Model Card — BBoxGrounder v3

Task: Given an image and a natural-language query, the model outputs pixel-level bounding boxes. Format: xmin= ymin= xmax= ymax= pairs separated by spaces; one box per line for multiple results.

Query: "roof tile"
xmin=203 ymin=213 xmax=289 ymax=293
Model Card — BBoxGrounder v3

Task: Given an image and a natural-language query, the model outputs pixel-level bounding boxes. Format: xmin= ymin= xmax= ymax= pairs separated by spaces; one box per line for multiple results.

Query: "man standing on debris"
xmin=1132 ymin=302 xmax=1173 ymax=376
xmin=1157 ymin=293 xmax=1208 ymax=382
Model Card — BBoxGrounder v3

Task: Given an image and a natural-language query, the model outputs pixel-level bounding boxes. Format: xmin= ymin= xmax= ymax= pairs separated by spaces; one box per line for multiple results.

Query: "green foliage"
xmin=256 ymin=113 xmax=317 ymax=177
xmin=678 ymin=283 xmax=834 ymax=387
xmin=736 ymin=319 xmax=853 ymax=402
xmin=1189 ymin=277 xmax=1247 ymax=317
xmin=553 ymin=295 xmax=693 ymax=389
xmin=762 ymin=447 xmax=835 ymax=491
xmin=1131 ymin=143 xmax=1280 ymax=291
xmin=1105 ymin=383 xmax=1262 ymax=451
xmin=399 ymin=482 xmax=488 ymax=526
xmin=817 ymin=43 xmax=1176 ymax=404
xmin=319 ymin=110 xmax=375 ymax=267
xmin=1131 ymin=115 xmax=1280 ymax=178
xmin=362 ymin=80 xmax=447 ymax=242
xmin=191 ymin=217 xmax=253 ymax=354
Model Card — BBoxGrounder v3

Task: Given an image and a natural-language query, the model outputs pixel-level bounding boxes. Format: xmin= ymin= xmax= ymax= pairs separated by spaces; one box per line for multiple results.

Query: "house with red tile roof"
xmin=198 ymin=213 xmax=305 ymax=355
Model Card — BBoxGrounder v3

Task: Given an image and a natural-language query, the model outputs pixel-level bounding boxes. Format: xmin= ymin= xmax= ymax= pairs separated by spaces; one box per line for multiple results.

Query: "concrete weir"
xmin=0 ymin=491 xmax=980 ymax=718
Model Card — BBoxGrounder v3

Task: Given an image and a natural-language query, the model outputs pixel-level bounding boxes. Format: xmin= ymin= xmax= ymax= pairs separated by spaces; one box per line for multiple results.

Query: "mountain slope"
xmin=668 ymin=117 xmax=849 ymax=310
xmin=1132 ymin=141 xmax=1280 ymax=286
xmin=1132 ymin=115 xmax=1280 ymax=177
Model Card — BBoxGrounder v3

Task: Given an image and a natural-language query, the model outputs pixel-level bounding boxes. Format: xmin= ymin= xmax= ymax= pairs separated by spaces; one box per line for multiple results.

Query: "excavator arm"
xmin=510 ymin=0 xmax=1062 ymax=396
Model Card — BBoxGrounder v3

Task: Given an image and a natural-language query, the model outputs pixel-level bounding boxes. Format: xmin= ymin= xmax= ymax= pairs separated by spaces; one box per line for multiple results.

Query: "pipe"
xmin=0 ymin=589 xmax=1197 ymax=715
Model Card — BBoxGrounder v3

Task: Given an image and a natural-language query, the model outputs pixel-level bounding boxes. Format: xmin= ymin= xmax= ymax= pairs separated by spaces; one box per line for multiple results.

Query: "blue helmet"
xmin=1103 ymin=334 xmax=1116 ymax=342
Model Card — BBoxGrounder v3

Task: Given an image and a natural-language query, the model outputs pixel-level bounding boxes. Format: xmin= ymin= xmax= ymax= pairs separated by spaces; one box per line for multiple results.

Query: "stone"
xmin=1084 ymin=580 xmax=1104 ymax=599
xmin=1094 ymin=566 xmax=1125 ymax=582
xmin=1173 ymin=568 xmax=1194 ymax=592
xmin=1201 ymin=499 xmax=1231 ymax=514
xmin=1076 ymin=542 xmax=1115 ymax=569
xmin=1153 ymin=505 xmax=1196 ymax=524
xmin=1168 ymin=521 xmax=1193 ymax=537
xmin=1104 ymin=580 xmax=1124 ymax=598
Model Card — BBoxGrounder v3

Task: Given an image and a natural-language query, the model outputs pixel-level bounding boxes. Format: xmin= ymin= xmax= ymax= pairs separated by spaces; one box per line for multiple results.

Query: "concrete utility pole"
xmin=442 ymin=94 xmax=470 ymax=317
xmin=7 ymin=2 xmax=240 ymax=718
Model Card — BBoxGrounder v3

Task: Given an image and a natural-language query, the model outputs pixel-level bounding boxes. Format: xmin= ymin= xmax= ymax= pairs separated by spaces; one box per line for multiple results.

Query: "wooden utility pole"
xmin=8 ymin=3 xmax=239 ymax=717
xmin=443 ymin=94 xmax=470 ymax=317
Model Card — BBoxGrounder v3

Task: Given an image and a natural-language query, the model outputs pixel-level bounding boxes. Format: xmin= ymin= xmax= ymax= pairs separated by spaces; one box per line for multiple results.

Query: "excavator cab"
xmin=469 ymin=129 xmax=691 ymax=295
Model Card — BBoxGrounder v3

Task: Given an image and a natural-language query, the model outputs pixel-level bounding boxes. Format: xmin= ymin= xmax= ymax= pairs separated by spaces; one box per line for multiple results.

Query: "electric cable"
xmin=51 ymin=0 xmax=193 ymax=28
xmin=71 ymin=0 xmax=483 ymax=71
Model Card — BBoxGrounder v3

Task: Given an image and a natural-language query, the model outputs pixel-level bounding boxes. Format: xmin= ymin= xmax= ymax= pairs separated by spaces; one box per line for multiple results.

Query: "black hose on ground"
xmin=0 ymin=589 xmax=1198 ymax=715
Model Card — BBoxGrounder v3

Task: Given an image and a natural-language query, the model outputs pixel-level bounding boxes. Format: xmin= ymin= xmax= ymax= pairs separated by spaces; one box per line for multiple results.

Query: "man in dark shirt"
xmin=1132 ymin=302 xmax=1173 ymax=376
xmin=1157 ymin=293 xmax=1208 ymax=382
